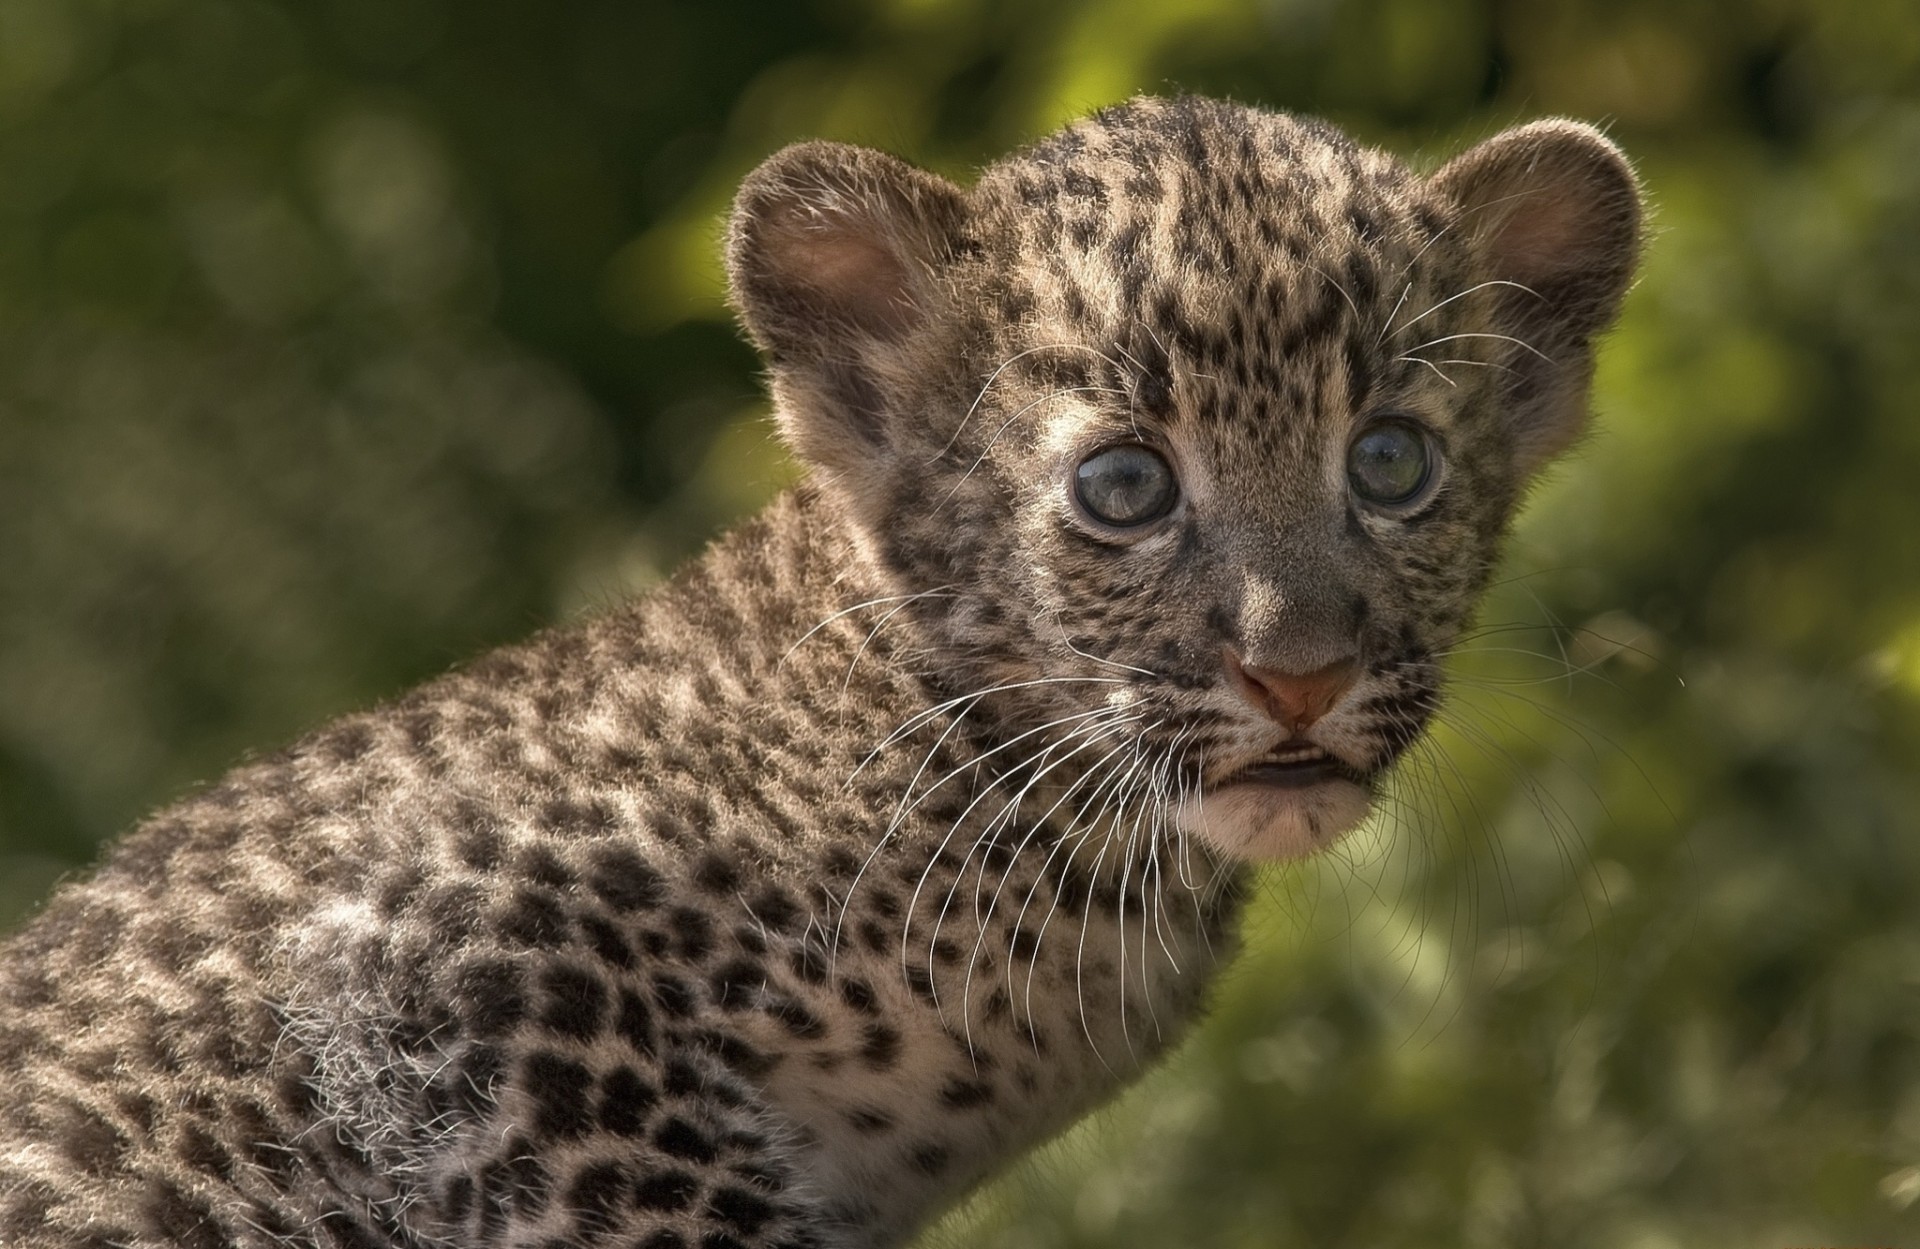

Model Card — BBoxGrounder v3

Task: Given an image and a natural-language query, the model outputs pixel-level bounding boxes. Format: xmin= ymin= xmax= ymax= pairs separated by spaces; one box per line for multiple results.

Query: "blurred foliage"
xmin=2 ymin=0 xmax=1919 ymax=1243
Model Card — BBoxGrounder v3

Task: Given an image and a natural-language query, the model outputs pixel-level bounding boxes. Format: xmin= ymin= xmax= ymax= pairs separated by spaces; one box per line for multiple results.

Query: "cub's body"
xmin=0 ymin=98 xmax=1640 ymax=1248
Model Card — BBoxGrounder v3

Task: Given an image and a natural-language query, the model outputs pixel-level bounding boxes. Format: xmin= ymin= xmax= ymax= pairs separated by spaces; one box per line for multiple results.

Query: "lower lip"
xmin=1228 ymin=759 xmax=1341 ymax=789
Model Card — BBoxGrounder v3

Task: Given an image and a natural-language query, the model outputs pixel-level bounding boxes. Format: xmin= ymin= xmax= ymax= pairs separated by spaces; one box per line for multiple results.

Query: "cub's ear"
xmin=727 ymin=142 xmax=967 ymax=480
xmin=1431 ymin=121 xmax=1643 ymax=472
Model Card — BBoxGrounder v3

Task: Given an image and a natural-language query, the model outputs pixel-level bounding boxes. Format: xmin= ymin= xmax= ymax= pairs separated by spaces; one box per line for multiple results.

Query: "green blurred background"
xmin=3 ymin=0 xmax=1918 ymax=1243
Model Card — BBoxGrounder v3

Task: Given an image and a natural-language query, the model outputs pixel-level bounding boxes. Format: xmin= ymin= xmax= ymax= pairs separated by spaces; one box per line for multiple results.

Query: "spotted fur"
xmin=0 ymin=97 xmax=1640 ymax=1249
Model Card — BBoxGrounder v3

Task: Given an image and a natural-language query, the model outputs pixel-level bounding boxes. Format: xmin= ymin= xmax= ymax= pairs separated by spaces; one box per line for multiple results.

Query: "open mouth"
xmin=1223 ymin=744 xmax=1345 ymax=789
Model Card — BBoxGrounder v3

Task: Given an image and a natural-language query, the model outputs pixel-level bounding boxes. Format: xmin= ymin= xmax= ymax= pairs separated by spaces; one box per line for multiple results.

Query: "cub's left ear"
xmin=1431 ymin=121 xmax=1643 ymax=472
xmin=727 ymin=142 xmax=967 ymax=482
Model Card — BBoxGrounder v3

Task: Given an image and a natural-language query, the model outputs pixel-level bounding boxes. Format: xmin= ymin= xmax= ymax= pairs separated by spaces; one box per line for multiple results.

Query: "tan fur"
xmin=0 ymin=97 xmax=1639 ymax=1249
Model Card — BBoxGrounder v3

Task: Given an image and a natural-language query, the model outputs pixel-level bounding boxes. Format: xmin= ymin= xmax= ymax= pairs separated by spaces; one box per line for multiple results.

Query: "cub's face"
xmin=730 ymin=97 xmax=1640 ymax=863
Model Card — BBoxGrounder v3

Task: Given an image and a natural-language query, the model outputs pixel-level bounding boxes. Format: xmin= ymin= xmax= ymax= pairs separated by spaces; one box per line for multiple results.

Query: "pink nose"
xmin=1226 ymin=650 xmax=1358 ymax=732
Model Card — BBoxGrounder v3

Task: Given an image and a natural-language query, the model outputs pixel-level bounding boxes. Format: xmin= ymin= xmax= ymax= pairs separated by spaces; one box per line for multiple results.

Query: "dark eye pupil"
xmin=1075 ymin=445 xmax=1177 ymax=527
xmin=1348 ymin=421 xmax=1431 ymax=505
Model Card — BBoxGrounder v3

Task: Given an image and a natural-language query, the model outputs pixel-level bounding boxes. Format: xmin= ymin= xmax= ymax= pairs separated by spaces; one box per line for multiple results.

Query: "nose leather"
xmin=1225 ymin=649 xmax=1358 ymax=733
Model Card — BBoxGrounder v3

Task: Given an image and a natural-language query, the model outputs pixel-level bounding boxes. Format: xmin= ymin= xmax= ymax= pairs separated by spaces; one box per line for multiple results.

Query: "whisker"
xmin=943 ymin=385 xmax=1126 ymax=504
xmin=852 ymin=675 xmax=1129 ymax=781
xmin=1389 ymin=278 xmax=1541 ymax=337
xmin=778 ymin=586 xmax=956 ymax=668
xmin=956 ymin=732 xmax=1147 ymax=1044
xmin=933 ymin=343 xmax=1132 ymax=462
xmin=911 ymin=713 xmax=1145 ymax=1025
xmin=1055 ymin=617 xmax=1161 ymax=680
xmin=1399 ymin=330 xmax=1552 ymax=363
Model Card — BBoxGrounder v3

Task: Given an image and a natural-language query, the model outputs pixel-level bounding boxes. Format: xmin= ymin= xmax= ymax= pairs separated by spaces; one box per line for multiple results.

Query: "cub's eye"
xmin=1074 ymin=445 xmax=1178 ymax=528
xmin=1347 ymin=419 xmax=1435 ymax=507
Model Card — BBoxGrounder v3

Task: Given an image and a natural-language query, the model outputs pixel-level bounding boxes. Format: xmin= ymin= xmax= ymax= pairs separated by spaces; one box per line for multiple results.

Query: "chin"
xmin=1176 ymin=778 xmax=1374 ymax=862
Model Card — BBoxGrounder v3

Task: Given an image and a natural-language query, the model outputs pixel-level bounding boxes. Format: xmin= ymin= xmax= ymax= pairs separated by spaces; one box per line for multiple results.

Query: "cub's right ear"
xmin=726 ymin=142 xmax=967 ymax=481
xmin=1430 ymin=121 xmax=1643 ymax=473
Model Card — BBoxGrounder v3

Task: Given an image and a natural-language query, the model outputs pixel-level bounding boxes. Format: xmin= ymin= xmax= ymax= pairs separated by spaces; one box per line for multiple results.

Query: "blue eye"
xmin=1074 ymin=445 xmax=1178 ymax=527
xmin=1347 ymin=419 xmax=1434 ymax=506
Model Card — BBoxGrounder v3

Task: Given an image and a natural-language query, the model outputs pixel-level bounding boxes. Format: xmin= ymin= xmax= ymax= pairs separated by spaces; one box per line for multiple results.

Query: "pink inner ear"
xmin=769 ymin=212 xmax=917 ymax=339
xmin=1488 ymin=185 xmax=1593 ymax=286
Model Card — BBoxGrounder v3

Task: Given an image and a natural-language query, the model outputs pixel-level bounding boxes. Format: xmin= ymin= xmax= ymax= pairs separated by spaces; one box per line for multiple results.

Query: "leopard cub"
xmin=0 ymin=96 xmax=1640 ymax=1249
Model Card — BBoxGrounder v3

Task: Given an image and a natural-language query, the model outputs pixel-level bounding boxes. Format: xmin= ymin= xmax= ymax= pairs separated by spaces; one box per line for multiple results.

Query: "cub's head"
xmin=728 ymin=96 xmax=1640 ymax=864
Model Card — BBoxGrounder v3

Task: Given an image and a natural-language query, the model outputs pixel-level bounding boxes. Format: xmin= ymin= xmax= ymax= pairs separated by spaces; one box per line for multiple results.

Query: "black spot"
xmin=939 ymin=1077 xmax=994 ymax=1109
xmin=634 ymin=1169 xmax=700 ymax=1212
xmin=483 ymin=1143 xmax=549 ymax=1217
xmin=820 ymin=845 xmax=859 ymax=878
xmin=749 ymin=886 xmax=801 ymax=931
xmin=522 ymin=1053 xmax=593 ymax=1138
xmin=500 ymin=887 xmax=567 ymax=947
xmin=449 ymin=1044 xmax=503 ymax=1117
xmin=1008 ymin=927 xmax=1040 ymax=962
xmin=275 ymin=1069 xmax=318 ymax=1119
xmin=539 ymin=965 xmax=606 ymax=1041
xmin=613 ymin=988 xmax=656 ymax=1055
xmin=317 ymin=1210 xmax=386 ymax=1249
xmin=789 ymin=935 xmax=830 ymax=985
xmin=844 ymin=1107 xmax=893 ymax=1134
xmin=476 ymin=1162 xmax=509 ymax=1238
xmin=694 ymin=852 xmax=741 ymax=893
xmin=648 ymin=811 xmax=690 ymax=846
xmin=324 ymin=723 xmax=375 ymax=764
xmin=654 ymin=1116 xmax=718 ymax=1163
xmin=450 ymin=810 xmax=499 ymax=870
xmin=567 ymin=1161 xmax=629 ymax=1231
xmin=440 ymin=1174 xmax=475 ymax=1222
xmin=732 ymin=925 xmax=768 ymax=955
xmin=143 ymin=1181 xmax=225 ymax=1249
xmin=177 ymin=1121 xmax=233 ymax=1182
xmin=709 ymin=1186 xmax=778 ymax=1234
xmin=857 ymin=919 xmax=888 ymax=954
xmin=710 ymin=1076 xmax=753 ymax=1110
xmin=1063 ymin=167 xmax=1106 ymax=202
xmin=519 ymin=844 xmax=575 ymax=891
xmin=839 ymin=978 xmax=879 ymax=1015
xmin=860 ymin=1022 xmax=901 ymax=1070
xmin=598 ymin=1066 xmax=657 ymax=1136
xmin=375 ymin=865 xmax=425 ymax=918
xmin=668 ymin=907 xmax=715 ymax=960
xmin=578 ymin=915 xmax=633 ymax=968
xmin=903 ymin=965 xmax=938 ymax=1004
xmin=653 ymin=973 xmax=697 ymax=1018
xmin=115 ymin=1091 xmax=157 ymax=1134
xmin=700 ymin=1235 xmax=750 ymax=1249
xmin=587 ymin=845 xmax=664 ymax=912
xmin=909 ymin=1142 xmax=951 ymax=1176
xmin=690 ymin=1028 xmax=776 ymax=1079
xmin=710 ymin=958 xmax=765 ymax=1009
xmin=541 ymin=797 xmax=617 ymax=837
xmin=1053 ymin=867 xmax=1091 ymax=913
xmin=421 ymin=882 xmax=484 ymax=945
xmin=1135 ymin=366 xmax=1173 ymax=415
xmin=56 ymin=1103 xmax=127 ymax=1176
xmin=767 ymin=997 xmax=825 ymax=1040
xmin=663 ymin=1056 xmax=704 ymax=1095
